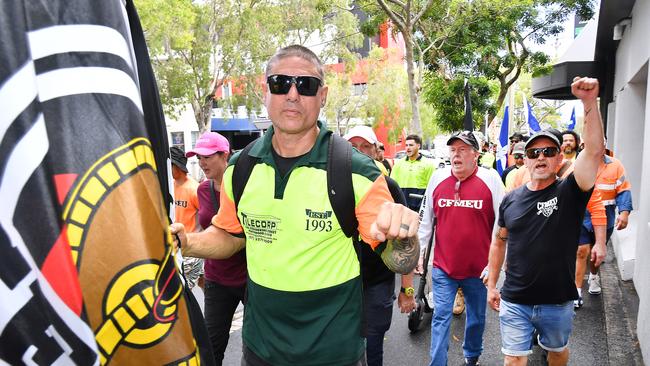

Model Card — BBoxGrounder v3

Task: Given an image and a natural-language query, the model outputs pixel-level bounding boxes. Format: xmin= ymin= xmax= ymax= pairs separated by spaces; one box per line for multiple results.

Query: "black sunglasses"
xmin=513 ymin=153 xmax=524 ymax=159
xmin=525 ymin=147 xmax=559 ymax=159
xmin=267 ymin=74 xmax=322 ymax=96
xmin=453 ymin=130 xmax=474 ymax=138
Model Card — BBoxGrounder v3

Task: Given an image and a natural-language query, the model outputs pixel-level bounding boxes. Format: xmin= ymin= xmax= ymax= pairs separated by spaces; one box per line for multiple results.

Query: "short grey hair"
xmin=265 ymin=45 xmax=324 ymax=79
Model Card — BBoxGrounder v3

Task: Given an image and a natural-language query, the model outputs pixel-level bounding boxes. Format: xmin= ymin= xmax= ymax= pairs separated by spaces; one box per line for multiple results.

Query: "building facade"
xmin=533 ymin=0 xmax=649 ymax=360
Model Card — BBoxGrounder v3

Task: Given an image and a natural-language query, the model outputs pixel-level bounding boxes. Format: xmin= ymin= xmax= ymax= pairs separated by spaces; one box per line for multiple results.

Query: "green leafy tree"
xmin=422 ymin=73 xmax=497 ymax=132
xmin=364 ymin=47 xmax=412 ymax=143
xmin=437 ymin=0 xmax=595 ymax=122
xmin=358 ymin=0 xmax=488 ymax=136
xmin=322 ymin=68 xmax=368 ymax=134
xmin=357 ymin=0 xmax=441 ymax=136
xmin=136 ymin=0 xmax=363 ymax=132
xmin=419 ymin=101 xmax=443 ymax=141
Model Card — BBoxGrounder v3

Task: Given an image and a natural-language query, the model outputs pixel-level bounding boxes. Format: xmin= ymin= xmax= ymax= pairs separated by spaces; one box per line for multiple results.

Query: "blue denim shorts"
xmin=499 ymin=299 xmax=575 ymax=356
xmin=579 ymin=226 xmax=614 ymax=246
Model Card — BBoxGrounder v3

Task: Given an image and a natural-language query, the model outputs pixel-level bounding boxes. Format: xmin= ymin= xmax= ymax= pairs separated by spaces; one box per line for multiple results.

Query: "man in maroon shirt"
xmin=186 ymin=132 xmax=247 ymax=365
xmin=418 ymin=131 xmax=505 ymax=366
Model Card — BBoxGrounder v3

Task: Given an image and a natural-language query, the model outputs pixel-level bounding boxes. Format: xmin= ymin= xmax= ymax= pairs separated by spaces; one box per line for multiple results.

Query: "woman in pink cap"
xmin=186 ymin=132 xmax=247 ymax=365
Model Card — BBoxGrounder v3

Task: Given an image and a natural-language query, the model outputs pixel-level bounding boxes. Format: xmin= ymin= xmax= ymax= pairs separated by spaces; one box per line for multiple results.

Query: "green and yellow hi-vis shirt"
xmin=213 ymin=122 xmax=394 ymax=366
xmin=389 ymin=154 xmax=435 ymax=190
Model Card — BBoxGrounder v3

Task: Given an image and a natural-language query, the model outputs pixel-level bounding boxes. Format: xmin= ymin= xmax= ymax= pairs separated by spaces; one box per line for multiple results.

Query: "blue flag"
xmin=567 ymin=106 xmax=576 ymax=130
xmin=525 ymin=97 xmax=541 ymax=132
xmin=496 ymin=105 xmax=509 ymax=175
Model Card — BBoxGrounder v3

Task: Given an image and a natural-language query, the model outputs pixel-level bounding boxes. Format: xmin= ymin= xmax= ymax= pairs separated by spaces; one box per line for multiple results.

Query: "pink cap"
xmin=185 ymin=132 xmax=230 ymax=157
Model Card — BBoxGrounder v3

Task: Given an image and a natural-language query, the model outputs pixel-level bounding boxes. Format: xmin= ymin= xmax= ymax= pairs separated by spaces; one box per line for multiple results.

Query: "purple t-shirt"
xmin=197 ymin=179 xmax=247 ymax=287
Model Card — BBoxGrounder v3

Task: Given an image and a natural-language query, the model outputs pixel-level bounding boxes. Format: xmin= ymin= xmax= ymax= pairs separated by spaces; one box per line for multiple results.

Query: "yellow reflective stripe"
xmin=223 ymin=165 xmax=235 ymax=201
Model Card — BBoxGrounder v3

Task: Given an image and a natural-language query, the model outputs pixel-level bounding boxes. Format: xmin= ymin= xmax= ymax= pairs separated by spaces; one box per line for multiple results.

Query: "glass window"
xmin=171 ymin=132 xmax=184 ymax=149
xmin=191 ymin=131 xmax=199 ymax=148
xmin=353 ymin=83 xmax=367 ymax=96
xmin=222 ymin=83 xmax=231 ymax=99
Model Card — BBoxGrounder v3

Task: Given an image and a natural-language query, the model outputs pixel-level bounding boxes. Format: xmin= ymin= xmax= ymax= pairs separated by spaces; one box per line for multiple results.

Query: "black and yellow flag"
xmin=0 ymin=1 xmax=213 ymax=364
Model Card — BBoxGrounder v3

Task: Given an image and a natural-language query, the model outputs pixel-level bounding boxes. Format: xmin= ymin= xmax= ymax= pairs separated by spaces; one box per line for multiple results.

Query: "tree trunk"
xmin=491 ymin=81 xmax=508 ymax=123
xmin=404 ymin=33 xmax=422 ymax=136
xmin=192 ymin=97 xmax=212 ymax=134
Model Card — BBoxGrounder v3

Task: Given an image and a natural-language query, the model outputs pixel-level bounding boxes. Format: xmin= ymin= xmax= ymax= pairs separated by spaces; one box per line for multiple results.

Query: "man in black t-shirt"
xmin=485 ymin=77 xmax=605 ymax=366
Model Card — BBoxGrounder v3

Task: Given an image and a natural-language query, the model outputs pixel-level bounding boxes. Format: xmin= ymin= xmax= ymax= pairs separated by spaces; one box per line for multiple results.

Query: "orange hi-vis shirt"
xmin=174 ymin=175 xmax=200 ymax=232
xmin=506 ymin=159 xmax=607 ymax=227
xmin=594 ymin=156 xmax=631 ymax=206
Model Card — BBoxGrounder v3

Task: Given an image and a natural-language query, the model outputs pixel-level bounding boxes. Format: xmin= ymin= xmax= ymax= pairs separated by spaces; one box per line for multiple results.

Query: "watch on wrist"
xmin=400 ymin=286 xmax=415 ymax=297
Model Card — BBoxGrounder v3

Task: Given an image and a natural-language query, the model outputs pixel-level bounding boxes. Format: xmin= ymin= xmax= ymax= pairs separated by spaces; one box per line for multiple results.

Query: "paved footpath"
xmin=382 ymin=274 xmax=608 ymax=366
xmin=220 ymin=273 xmax=608 ymax=366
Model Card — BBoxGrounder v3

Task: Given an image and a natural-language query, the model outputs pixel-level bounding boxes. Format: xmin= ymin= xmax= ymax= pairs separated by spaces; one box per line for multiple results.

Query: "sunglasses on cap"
xmin=267 ymin=74 xmax=322 ymax=96
xmin=525 ymin=147 xmax=560 ymax=159
xmin=453 ymin=130 xmax=473 ymax=138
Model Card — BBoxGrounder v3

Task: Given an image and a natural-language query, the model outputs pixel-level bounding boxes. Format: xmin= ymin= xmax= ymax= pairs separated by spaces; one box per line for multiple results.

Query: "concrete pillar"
xmin=633 ymin=66 xmax=650 ymax=363
xmin=610 ymin=80 xmax=645 ymax=280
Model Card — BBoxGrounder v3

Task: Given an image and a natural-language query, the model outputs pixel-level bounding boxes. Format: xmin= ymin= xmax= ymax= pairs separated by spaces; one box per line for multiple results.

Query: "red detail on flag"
xmin=41 ymin=225 xmax=83 ymax=315
xmin=53 ymin=174 xmax=78 ymax=205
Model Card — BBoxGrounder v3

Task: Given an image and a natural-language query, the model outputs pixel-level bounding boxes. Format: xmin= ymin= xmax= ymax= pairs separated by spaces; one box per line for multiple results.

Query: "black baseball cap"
xmin=524 ymin=128 xmax=562 ymax=150
xmin=447 ymin=130 xmax=479 ymax=150
xmin=509 ymin=132 xmax=524 ymax=142
xmin=170 ymin=146 xmax=188 ymax=173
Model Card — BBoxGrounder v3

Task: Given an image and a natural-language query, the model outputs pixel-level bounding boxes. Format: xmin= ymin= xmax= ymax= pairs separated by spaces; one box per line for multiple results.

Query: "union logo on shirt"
xmin=537 ymin=197 xmax=558 ymax=217
xmin=437 ymin=198 xmax=484 ymax=209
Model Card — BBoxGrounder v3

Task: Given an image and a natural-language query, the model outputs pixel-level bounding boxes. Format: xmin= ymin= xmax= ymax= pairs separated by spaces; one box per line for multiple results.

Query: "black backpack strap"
xmin=327 ymin=134 xmax=358 ymax=238
xmin=232 ymin=139 xmax=259 ymax=210
xmin=328 ymin=133 xmax=370 ymax=337
xmin=209 ymin=179 xmax=220 ymax=211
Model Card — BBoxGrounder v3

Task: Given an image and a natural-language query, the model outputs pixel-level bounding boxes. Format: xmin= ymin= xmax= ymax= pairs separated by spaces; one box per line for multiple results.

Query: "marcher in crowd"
xmin=486 ymin=77 xmax=604 ymax=366
xmin=479 ymin=141 xmax=496 ymax=170
xmin=345 ymin=126 xmax=389 ymax=176
xmin=576 ymin=138 xmax=633 ymax=300
xmin=170 ymin=45 xmax=420 ymax=366
xmin=506 ymin=132 xmax=525 ymax=167
xmin=555 ymin=131 xmax=608 ymax=309
xmin=391 ymin=134 xmax=435 ymax=212
xmin=502 ymin=142 xmax=525 ymax=189
xmin=343 ymin=125 xmax=416 ymax=366
xmin=419 ymin=131 xmax=505 ymax=366
xmin=561 ymin=130 xmax=581 ymax=161
xmin=506 ymin=131 xmax=608 ymax=309
xmin=170 ymin=146 xmax=203 ymax=290
xmin=185 ymin=132 xmax=246 ymax=365
xmin=376 ymin=142 xmax=393 ymax=175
